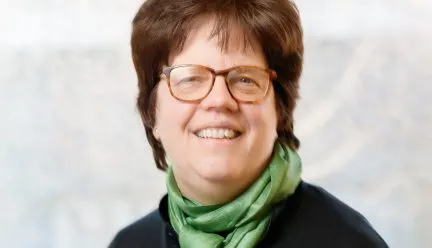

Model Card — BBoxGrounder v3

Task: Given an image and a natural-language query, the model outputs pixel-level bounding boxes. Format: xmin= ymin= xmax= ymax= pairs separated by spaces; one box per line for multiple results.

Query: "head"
xmin=131 ymin=0 xmax=303 ymax=203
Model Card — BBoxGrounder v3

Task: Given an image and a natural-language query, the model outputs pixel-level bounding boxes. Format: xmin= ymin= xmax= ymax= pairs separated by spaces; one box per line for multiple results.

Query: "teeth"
xmin=196 ymin=128 xmax=239 ymax=139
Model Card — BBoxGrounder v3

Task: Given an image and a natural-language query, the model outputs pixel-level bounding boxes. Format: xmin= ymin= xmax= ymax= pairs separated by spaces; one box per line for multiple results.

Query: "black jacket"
xmin=109 ymin=182 xmax=389 ymax=248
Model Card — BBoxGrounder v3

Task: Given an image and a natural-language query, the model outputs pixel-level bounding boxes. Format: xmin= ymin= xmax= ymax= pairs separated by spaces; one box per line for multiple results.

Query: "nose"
xmin=199 ymin=75 xmax=239 ymax=112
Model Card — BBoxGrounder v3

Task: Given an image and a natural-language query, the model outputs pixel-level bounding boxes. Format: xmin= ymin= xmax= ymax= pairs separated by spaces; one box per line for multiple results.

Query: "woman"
xmin=109 ymin=0 xmax=389 ymax=247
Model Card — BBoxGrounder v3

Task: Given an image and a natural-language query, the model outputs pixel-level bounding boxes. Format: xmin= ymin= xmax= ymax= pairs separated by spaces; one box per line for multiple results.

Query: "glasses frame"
xmin=160 ymin=64 xmax=277 ymax=104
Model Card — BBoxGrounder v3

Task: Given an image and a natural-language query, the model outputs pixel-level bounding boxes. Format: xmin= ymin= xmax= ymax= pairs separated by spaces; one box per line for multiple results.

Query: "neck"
xmin=175 ymin=168 xmax=265 ymax=205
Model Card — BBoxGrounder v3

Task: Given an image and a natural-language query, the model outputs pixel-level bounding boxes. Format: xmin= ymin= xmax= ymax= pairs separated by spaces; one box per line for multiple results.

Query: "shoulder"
xmin=108 ymin=209 xmax=163 ymax=248
xmin=299 ymin=182 xmax=374 ymax=226
xmin=270 ymin=182 xmax=389 ymax=247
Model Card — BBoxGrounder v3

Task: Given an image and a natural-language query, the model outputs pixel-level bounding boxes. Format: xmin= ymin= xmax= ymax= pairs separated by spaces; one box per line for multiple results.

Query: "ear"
xmin=153 ymin=126 xmax=160 ymax=140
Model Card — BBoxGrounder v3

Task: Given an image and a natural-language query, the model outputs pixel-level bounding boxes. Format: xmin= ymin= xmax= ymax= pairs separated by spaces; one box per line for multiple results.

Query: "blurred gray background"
xmin=1 ymin=0 xmax=431 ymax=247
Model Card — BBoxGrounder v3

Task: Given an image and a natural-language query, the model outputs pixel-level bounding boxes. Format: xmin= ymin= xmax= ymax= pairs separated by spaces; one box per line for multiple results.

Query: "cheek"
xmin=256 ymin=93 xmax=278 ymax=132
xmin=155 ymin=87 xmax=196 ymax=137
xmin=242 ymin=103 xmax=278 ymax=137
xmin=261 ymin=106 xmax=278 ymax=133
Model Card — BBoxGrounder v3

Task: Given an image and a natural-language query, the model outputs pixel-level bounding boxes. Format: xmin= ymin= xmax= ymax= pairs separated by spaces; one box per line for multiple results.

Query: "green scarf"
xmin=166 ymin=142 xmax=302 ymax=248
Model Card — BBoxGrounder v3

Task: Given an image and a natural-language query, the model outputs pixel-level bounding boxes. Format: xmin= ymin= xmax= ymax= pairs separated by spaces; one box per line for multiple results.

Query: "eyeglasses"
xmin=161 ymin=64 xmax=277 ymax=103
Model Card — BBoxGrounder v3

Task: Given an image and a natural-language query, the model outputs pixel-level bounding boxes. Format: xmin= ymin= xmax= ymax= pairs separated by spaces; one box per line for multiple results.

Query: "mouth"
xmin=194 ymin=128 xmax=242 ymax=140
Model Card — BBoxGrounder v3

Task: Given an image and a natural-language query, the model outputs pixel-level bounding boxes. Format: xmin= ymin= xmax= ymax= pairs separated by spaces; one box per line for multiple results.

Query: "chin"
xmin=193 ymin=156 xmax=243 ymax=182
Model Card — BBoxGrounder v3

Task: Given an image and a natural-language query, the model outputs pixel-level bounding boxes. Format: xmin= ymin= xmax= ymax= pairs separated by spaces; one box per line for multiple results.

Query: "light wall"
xmin=1 ymin=0 xmax=431 ymax=247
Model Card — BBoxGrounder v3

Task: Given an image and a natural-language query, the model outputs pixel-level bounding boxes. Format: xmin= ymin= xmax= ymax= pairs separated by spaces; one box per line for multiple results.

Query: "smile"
xmin=194 ymin=128 xmax=241 ymax=139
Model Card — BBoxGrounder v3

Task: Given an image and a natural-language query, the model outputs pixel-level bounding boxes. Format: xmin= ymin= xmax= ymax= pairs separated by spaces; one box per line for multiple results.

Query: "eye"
xmin=176 ymin=76 xmax=206 ymax=85
xmin=227 ymin=70 xmax=261 ymax=88
xmin=239 ymin=77 xmax=254 ymax=84
xmin=180 ymin=76 xmax=199 ymax=82
xmin=236 ymin=77 xmax=260 ymax=87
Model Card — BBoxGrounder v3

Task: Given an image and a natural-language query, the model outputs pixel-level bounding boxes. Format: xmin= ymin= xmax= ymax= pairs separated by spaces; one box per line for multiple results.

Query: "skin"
xmin=153 ymin=19 xmax=279 ymax=205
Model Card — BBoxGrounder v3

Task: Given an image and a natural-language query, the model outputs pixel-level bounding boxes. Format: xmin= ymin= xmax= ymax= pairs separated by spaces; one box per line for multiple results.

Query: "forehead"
xmin=168 ymin=16 xmax=267 ymax=68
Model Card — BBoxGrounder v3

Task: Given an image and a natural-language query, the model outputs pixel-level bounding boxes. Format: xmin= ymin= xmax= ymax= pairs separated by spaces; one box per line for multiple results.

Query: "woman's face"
xmin=154 ymin=21 xmax=278 ymax=202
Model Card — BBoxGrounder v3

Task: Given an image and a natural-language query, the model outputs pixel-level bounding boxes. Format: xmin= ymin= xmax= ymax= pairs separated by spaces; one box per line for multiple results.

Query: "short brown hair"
xmin=131 ymin=0 xmax=304 ymax=171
